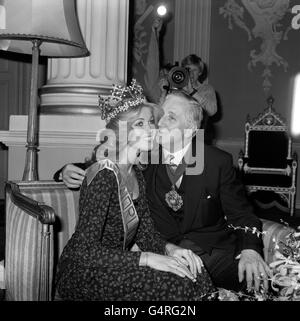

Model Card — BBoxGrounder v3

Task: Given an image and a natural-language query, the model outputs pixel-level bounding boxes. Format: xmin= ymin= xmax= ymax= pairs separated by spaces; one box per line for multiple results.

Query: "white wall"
xmin=1 ymin=115 xmax=105 ymax=181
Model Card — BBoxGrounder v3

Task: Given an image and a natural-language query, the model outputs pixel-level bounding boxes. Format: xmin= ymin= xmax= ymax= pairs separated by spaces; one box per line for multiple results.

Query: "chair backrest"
xmin=243 ymin=96 xmax=293 ymax=173
xmin=5 ymin=181 xmax=79 ymax=301
xmin=247 ymin=131 xmax=289 ymax=168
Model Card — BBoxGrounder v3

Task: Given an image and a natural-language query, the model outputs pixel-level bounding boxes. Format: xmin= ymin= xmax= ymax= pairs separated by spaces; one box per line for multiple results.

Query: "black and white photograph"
xmin=0 ymin=0 xmax=300 ymax=310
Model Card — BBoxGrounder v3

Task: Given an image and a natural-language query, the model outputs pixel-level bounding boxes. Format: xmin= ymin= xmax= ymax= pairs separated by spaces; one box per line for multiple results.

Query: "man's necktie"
xmin=168 ymin=154 xmax=177 ymax=173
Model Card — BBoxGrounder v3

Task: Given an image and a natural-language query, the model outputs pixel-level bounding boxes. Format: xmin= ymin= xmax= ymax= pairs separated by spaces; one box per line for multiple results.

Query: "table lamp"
xmin=0 ymin=0 xmax=89 ymax=180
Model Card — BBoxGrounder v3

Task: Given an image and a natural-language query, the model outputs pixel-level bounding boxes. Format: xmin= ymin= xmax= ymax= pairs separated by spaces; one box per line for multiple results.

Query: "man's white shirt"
xmin=162 ymin=142 xmax=191 ymax=188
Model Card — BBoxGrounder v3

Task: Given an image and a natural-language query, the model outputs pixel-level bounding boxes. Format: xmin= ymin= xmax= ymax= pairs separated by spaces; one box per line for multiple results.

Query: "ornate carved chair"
xmin=238 ymin=97 xmax=298 ymax=216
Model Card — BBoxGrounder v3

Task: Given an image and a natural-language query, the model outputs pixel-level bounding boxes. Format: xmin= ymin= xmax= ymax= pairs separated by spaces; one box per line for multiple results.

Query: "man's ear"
xmin=192 ymin=128 xmax=199 ymax=138
xmin=184 ymin=122 xmax=197 ymax=139
xmin=189 ymin=120 xmax=198 ymax=134
xmin=189 ymin=124 xmax=196 ymax=134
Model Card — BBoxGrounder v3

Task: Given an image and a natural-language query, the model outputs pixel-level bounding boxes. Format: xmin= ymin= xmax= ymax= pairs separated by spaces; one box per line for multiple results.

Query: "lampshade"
xmin=0 ymin=0 xmax=88 ymax=58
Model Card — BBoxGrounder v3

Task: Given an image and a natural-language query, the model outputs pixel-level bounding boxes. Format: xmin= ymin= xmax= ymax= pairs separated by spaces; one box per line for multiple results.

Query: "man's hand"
xmin=61 ymin=164 xmax=85 ymax=189
xmin=165 ymin=243 xmax=203 ymax=278
xmin=238 ymin=249 xmax=272 ymax=292
xmin=152 ymin=17 xmax=163 ymax=33
xmin=158 ymin=77 xmax=169 ymax=95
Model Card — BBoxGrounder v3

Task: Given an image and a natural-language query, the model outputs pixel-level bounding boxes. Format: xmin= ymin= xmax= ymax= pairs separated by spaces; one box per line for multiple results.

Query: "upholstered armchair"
xmin=2 ymin=180 xmax=295 ymax=301
xmin=4 ymin=181 xmax=79 ymax=301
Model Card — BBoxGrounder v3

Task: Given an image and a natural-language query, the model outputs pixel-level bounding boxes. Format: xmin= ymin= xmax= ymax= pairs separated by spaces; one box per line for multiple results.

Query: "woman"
xmin=181 ymin=54 xmax=217 ymax=117
xmin=55 ymin=80 xmax=215 ymax=301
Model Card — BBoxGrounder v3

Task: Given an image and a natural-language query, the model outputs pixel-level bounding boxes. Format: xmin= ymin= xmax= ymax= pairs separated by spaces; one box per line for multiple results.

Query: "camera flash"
xmin=157 ymin=5 xmax=167 ymax=17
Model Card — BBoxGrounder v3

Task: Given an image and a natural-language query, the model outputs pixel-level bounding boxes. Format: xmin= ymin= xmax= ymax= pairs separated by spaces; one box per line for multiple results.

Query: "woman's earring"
xmin=136 ymin=149 xmax=141 ymax=157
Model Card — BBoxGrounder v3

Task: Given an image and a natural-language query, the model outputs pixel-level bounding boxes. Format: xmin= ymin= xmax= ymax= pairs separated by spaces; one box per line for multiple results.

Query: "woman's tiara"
xmin=98 ymin=79 xmax=146 ymax=122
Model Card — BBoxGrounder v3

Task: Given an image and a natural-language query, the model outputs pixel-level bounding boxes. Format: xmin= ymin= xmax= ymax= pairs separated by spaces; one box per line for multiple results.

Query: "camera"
xmin=162 ymin=62 xmax=190 ymax=91
xmin=167 ymin=66 xmax=189 ymax=89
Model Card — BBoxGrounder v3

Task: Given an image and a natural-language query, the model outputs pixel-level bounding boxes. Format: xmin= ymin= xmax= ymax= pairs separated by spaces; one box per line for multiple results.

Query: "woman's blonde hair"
xmin=85 ymin=101 xmax=157 ymax=167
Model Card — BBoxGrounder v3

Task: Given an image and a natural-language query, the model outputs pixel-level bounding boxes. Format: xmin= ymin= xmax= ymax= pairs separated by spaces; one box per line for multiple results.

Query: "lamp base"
xmin=22 ymin=39 xmax=41 ymax=181
xmin=22 ymin=146 xmax=39 ymax=181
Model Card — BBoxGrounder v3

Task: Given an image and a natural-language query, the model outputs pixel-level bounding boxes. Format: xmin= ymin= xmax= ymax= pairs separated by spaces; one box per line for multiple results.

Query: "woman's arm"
xmin=134 ymin=200 xmax=167 ymax=255
xmin=144 ymin=18 xmax=164 ymax=103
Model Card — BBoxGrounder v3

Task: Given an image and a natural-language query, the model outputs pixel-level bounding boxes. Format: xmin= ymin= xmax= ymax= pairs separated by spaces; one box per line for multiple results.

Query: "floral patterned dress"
xmin=55 ymin=165 xmax=215 ymax=301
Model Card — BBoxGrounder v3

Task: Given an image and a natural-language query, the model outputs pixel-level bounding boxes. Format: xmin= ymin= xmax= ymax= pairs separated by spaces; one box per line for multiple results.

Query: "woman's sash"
xmin=86 ymin=159 xmax=139 ymax=250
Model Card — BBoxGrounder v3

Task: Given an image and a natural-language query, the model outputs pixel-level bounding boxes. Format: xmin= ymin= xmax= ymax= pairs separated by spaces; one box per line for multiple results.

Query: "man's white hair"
xmin=167 ymin=90 xmax=203 ymax=130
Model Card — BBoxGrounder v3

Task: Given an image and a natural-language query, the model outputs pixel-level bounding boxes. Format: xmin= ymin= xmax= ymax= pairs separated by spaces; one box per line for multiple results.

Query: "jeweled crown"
xmin=98 ymin=79 xmax=146 ymax=122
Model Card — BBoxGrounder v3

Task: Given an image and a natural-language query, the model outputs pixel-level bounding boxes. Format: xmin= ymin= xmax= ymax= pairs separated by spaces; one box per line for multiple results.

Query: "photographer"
xmin=158 ymin=56 xmax=217 ymax=144
xmin=142 ymin=14 xmax=217 ymax=118
xmin=181 ymin=54 xmax=217 ymax=117
xmin=158 ymin=55 xmax=217 ymax=117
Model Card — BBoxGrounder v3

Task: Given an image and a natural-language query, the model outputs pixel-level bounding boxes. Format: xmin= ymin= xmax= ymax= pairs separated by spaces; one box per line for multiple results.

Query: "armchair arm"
xmin=5 ymin=181 xmax=59 ymax=301
xmin=6 ymin=182 xmax=55 ymax=225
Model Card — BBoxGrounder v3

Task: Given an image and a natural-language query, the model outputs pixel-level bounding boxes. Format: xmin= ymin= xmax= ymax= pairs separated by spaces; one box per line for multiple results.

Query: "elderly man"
xmin=54 ymin=90 xmax=271 ymax=292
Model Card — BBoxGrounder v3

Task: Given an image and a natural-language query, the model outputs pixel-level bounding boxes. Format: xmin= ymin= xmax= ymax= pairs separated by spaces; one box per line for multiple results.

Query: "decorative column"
xmin=173 ymin=0 xmax=211 ymax=67
xmin=40 ymin=0 xmax=129 ymax=114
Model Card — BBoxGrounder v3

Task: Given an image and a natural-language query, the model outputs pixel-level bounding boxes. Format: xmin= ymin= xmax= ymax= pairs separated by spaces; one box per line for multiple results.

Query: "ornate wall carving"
xmin=220 ymin=0 xmax=294 ymax=92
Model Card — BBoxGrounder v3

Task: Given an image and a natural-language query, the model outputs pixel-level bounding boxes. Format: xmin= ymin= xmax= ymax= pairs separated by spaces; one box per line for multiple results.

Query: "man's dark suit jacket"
xmin=143 ymin=139 xmax=264 ymax=257
xmin=53 ymin=139 xmax=264 ymax=257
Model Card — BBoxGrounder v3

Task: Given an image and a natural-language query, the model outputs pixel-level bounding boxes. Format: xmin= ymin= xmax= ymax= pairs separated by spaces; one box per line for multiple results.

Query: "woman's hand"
xmin=139 ymin=252 xmax=197 ymax=282
xmin=159 ymin=77 xmax=169 ymax=93
xmin=165 ymin=243 xmax=204 ymax=278
xmin=152 ymin=17 xmax=163 ymax=33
